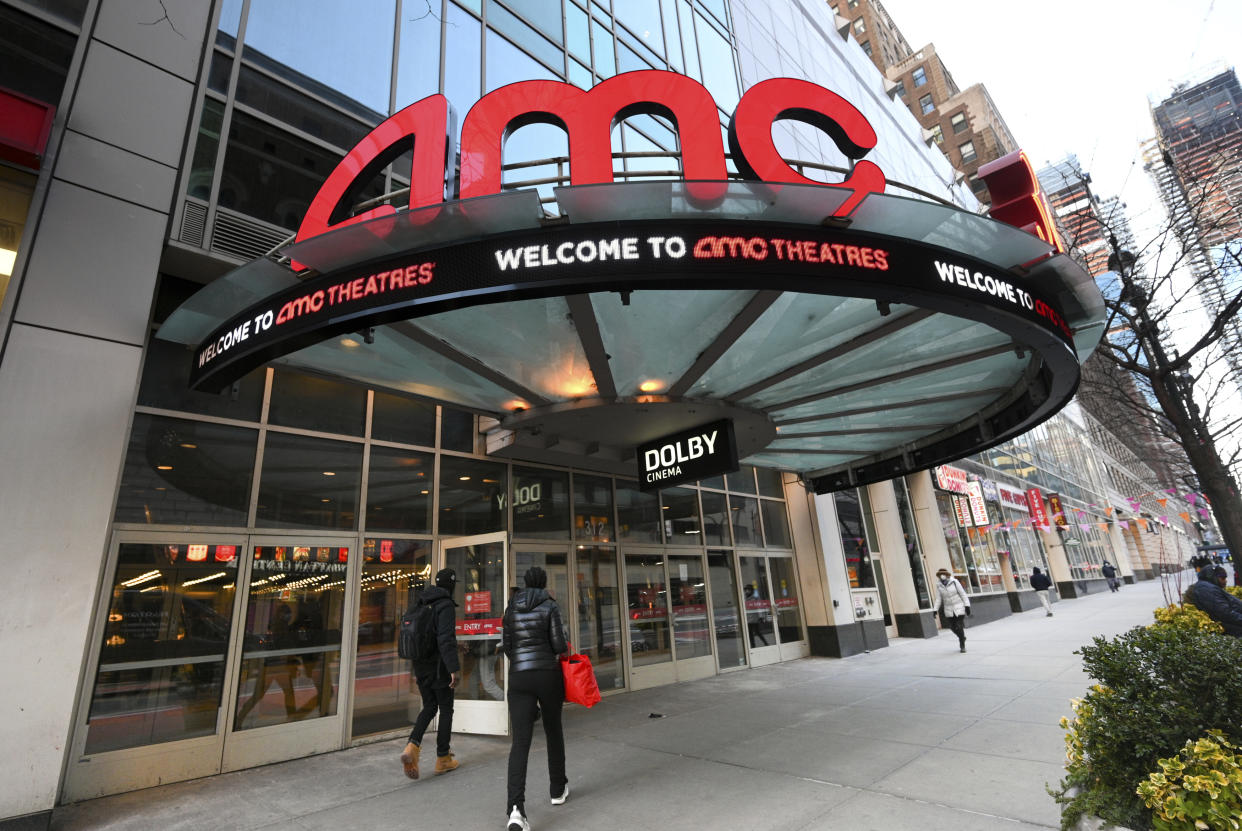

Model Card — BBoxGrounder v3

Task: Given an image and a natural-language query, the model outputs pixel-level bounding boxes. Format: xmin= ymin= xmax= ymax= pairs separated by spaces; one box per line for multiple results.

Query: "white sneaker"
xmin=551 ymin=783 xmax=570 ymax=805
xmin=507 ymin=806 xmax=530 ymax=831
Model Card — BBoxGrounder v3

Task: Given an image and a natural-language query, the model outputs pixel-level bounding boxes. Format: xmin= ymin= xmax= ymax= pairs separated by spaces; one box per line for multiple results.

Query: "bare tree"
xmin=1053 ymin=158 xmax=1242 ymax=579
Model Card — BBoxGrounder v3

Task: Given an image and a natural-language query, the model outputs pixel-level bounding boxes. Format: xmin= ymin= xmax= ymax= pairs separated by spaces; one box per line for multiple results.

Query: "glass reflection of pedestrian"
xmin=236 ymin=602 xmax=297 ymax=725
xmin=745 ymin=585 xmax=770 ymax=647
xmin=933 ymin=568 xmax=971 ymax=653
xmin=501 ymin=566 xmax=569 ymax=831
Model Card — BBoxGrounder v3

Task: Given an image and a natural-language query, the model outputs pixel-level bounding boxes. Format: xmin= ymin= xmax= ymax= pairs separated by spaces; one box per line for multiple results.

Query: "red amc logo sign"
xmin=295 ymin=70 xmax=888 ymax=250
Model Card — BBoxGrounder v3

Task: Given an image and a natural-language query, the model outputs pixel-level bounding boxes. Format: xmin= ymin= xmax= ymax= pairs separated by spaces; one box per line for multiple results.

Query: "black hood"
xmin=419 ymin=585 xmax=456 ymax=605
xmin=1198 ymin=564 xmax=1225 ymax=583
xmin=513 ymin=587 xmax=551 ymax=613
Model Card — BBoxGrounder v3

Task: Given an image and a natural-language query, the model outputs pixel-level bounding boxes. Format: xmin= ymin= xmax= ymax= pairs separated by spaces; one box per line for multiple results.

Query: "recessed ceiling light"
xmin=157 ymin=465 xmax=173 ymax=470
xmin=323 ymin=471 xmax=336 ymax=476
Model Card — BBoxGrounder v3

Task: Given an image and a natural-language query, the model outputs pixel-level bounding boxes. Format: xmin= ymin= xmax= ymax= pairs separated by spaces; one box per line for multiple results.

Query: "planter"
xmin=1061 ymin=788 xmax=1139 ymax=831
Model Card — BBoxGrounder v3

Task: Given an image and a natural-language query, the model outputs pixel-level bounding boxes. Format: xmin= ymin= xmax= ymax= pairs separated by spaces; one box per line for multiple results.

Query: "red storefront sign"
xmin=1027 ymin=488 xmax=1049 ymax=527
xmin=1047 ymin=492 xmax=1068 ymax=528
xmin=456 ymin=617 xmax=502 ymax=636
xmin=0 ymin=86 xmax=55 ymax=170
xmin=953 ymin=495 xmax=972 ymax=528
xmin=934 ymin=465 xmax=969 ymax=494
xmin=295 ymin=70 xmax=889 ymax=250
xmin=997 ymin=483 xmax=1028 ymax=511
xmin=965 ymin=481 xmax=990 ymax=526
xmin=465 ymin=590 xmax=492 ymax=614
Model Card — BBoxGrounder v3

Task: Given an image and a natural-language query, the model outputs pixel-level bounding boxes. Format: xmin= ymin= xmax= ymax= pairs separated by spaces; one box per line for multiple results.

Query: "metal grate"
xmin=179 ymin=200 xmax=207 ymax=247
xmin=210 ymin=209 xmax=293 ymax=262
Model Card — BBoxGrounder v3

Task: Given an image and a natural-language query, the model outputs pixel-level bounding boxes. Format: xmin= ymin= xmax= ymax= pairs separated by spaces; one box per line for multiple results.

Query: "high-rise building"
xmin=1146 ymin=69 xmax=1242 ymax=380
xmin=1037 ymin=156 xmax=1112 ymax=278
xmin=830 ymin=1 xmax=1018 ymax=204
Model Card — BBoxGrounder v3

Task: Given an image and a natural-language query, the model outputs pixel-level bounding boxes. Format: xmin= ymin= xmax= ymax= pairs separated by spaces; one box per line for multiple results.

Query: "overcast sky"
xmin=876 ymin=0 xmax=1241 ymax=238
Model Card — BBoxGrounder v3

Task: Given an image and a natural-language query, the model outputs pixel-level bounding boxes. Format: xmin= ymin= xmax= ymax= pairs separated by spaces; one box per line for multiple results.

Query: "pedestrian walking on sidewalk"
xmin=400 ymin=568 xmax=462 ymax=780
xmin=1101 ymin=561 xmax=1120 ymax=592
xmin=502 ymin=566 xmax=570 ymax=831
xmin=933 ymin=568 xmax=971 ymax=652
xmin=1030 ymin=567 xmax=1054 ymax=616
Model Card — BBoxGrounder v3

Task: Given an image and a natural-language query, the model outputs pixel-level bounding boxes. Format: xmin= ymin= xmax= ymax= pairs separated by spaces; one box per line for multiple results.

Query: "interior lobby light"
xmin=156 ymin=465 xmax=173 ymax=470
xmin=179 ymin=443 xmax=197 ymax=449
xmin=639 ymin=379 xmax=663 ymax=392
xmin=0 ymin=247 xmax=15 ymax=277
xmin=322 ymin=471 xmax=336 ymax=476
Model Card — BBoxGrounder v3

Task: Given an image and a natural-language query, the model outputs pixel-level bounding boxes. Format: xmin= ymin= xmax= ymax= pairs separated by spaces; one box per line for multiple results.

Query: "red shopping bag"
xmin=561 ymin=646 xmax=602 ymax=708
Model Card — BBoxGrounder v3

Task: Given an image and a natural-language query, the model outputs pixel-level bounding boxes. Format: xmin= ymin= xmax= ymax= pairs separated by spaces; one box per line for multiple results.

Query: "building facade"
xmin=0 ymin=0 xmax=1173 ymax=827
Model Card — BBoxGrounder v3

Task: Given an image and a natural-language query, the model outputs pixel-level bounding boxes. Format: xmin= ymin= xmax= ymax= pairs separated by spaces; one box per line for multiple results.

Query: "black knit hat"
xmin=523 ymin=565 xmax=547 ymax=589
xmin=435 ymin=567 xmax=457 ymax=590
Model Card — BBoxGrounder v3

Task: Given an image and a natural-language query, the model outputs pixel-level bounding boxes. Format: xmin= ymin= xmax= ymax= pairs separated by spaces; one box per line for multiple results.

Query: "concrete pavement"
xmin=51 ymin=575 xmax=1183 ymax=831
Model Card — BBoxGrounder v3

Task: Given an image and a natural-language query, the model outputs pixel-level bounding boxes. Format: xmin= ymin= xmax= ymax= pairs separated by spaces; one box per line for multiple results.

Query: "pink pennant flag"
xmin=1199 ymin=508 xmax=1211 ymax=519
xmin=1186 ymin=493 xmax=1198 ymax=505
xmin=1079 ymin=523 xmax=1090 ymax=531
xmin=1159 ymin=516 xmax=1168 ymax=524
xmin=1165 ymin=488 xmax=1177 ymax=495
xmin=1120 ymin=520 xmax=1129 ymax=529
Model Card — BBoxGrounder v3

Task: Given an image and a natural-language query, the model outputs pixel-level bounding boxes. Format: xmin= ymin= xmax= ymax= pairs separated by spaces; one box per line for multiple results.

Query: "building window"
xmin=951 ymin=111 xmax=968 ymax=133
xmin=919 ymin=93 xmax=934 ymax=115
xmin=912 ymin=66 xmax=927 ymax=87
xmin=852 ymin=17 xmax=866 ymax=34
xmin=959 ymin=140 xmax=977 ymax=163
xmin=930 ymin=123 xmax=943 ymax=144
xmin=970 ymin=176 xmax=988 ymax=194
xmin=847 ymin=0 xmax=859 ymax=7
xmin=860 ymin=40 xmax=872 ymax=56
xmin=893 ymin=79 xmax=905 ymax=97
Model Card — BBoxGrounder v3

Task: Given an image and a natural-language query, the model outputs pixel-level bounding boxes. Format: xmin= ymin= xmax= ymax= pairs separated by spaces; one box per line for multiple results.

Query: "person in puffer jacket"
xmin=501 ymin=566 xmax=569 ymax=831
xmin=1186 ymin=564 xmax=1242 ymax=636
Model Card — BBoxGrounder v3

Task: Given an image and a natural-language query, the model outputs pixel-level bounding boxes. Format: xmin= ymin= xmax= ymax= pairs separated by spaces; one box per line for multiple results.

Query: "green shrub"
xmin=1137 ymin=730 xmax=1242 ymax=830
xmin=1053 ymin=625 xmax=1242 ymax=830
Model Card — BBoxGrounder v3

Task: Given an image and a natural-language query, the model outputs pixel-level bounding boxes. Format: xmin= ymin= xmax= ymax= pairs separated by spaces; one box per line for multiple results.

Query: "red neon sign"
xmin=295 ymin=70 xmax=889 ymax=251
xmin=977 ymin=150 xmax=1064 ymax=256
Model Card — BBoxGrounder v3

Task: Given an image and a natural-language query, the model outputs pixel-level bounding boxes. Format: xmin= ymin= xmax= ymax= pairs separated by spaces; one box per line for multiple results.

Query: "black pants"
xmin=944 ymin=613 xmax=966 ymax=645
xmin=507 ymin=668 xmax=567 ymax=813
xmin=409 ymin=675 xmax=454 ymax=757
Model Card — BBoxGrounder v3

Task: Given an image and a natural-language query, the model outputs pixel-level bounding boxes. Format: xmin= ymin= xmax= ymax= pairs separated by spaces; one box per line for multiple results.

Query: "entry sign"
xmin=638 ymin=419 xmax=738 ymax=491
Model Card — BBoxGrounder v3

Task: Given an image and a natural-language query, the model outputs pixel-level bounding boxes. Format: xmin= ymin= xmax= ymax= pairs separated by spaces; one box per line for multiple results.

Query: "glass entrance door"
xmin=738 ymin=554 xmax=781 ymax=667
xmin=439 ymin=532 xmax=507 ymax=735
xmin=626 ymin=550 xmax=716 ymax=689
xmin=668 ymin=553 xmax=715 ymax=682
xmin=222 ymin=537 xmax=352 ymax=772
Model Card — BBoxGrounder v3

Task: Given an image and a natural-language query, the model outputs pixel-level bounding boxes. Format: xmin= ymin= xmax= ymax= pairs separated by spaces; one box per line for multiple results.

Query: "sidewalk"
xmin=52 ymin=576 xmax=1180 ymax=831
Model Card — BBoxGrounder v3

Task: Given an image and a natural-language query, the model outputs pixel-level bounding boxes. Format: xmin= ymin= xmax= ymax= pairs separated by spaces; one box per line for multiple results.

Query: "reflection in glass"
xmin=727 ymin=465 xmax=757 ymax=493
xmin=268 ymin=369 xmax=366 ymax=436
xmin=486 ymin=5 xmax=563 ymax=80
xmin=233 ymin=544 xmax=347 ymax=730
xmin=514 ymin=549 xmax=569 ymax=606
xmin=708 ymin=551 xmax=746 ymax=668
xmin=895 ymin=477 xmax=931 ymax=607
xmin=835 ymin=489 xmax=876 ymax=588
xmin=700 ymin=491 xmax=730 ymax=546
xmin=371 ymin=391 xmax=436 ymax=446
xmin=574 ymin=546 xmax=624 ymax=691
xmin=768 ymin=556 xmax=802 ymax=642
xmin=440 ymin=407 xmax=475 ymax=453
xmin=238 ymin=0 xmax=395 ymax=116
xmin=366 ymin=446 xmax=433 ymax=533
xmin=512 ymin=467 xmax=570 ymax=539
xmin=85 ymin=543 xmax=239 ymax=753
xmin=573 ymin=474 xmax=613 ymax=542
xmin=444 ymin=3 xmax=482 ymax=122
xmin=626 ymin=553 xmax=670 ymax=667
xmin=189 ymin=98 xmax=224 ymax=198
xmin=739 ymin=555 xmax=774 ymax=648
xmin=395 ymin=3 xmax=442 ymax=108
xmin=352 ymin=540 xmax=430 ymax=736
xmin=661 ymin=487 xmax=701 ymax=545
xmin=114 ymin=415 xmax=256 ymax=527
xmin=438 ymin=457 xmax=506 ymax=535
xmin=617 ymin=482 xmax=661 ymax=542
xmin=444 ymin=540 xmax=506 ymax=702
xmin=728 ymin=494 xmax=761 ymax=546
xmin=669 ymin=555 xmax=710 ymax=660
xmin=761 ymin=499 xmax=791 ymax=549
xmin=756 ymin=467 xmax=784 ymax=498
xmin=256 ymin=433 xmax=362 ymax=530
xmin=137 ymin=332 xmax=265 ymax=419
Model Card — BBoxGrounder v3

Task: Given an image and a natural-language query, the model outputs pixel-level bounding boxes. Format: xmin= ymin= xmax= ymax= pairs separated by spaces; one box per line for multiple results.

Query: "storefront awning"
xmin=160 ymin=181 xmax=1105 ymax=491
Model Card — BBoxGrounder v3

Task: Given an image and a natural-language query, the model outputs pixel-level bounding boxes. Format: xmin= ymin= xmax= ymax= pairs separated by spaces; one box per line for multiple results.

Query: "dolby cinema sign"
xmin=638 ymin=420 xmax=739 ymax=491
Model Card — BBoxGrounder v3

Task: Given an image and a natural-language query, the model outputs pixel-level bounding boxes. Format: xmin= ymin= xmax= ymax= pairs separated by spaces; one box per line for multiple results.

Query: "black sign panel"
xmin=637 ymin=419 xmax=739 ymax=491
xmin=189 ymin=218 xmax=1076 ymax=392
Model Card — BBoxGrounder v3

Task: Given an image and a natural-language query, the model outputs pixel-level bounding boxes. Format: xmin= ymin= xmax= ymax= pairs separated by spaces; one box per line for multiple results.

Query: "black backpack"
xmin=398 ymin=599 xmax=441 ymax=662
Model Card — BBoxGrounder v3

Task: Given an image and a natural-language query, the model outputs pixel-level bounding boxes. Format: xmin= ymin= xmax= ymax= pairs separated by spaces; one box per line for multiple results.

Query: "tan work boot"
xmin=400 ymin=741 xmax=420 ymax=780
xmin=434 ymin=752 xmax=459 ymax=774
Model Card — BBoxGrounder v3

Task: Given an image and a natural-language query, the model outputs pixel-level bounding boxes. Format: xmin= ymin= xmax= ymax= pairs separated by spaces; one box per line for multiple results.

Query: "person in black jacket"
xmin=400 ymin=568 xmax=461 ymax=779
xmin=1187 ymin=564 xmax=1242 ymax=636
xmin=1101 ymin=561 xmax=1120 ymax=592
xmin=501 ymin=566 xmax=569 ymax=831
xmin=1030 ymin=567 xmax=1054 ymax=617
